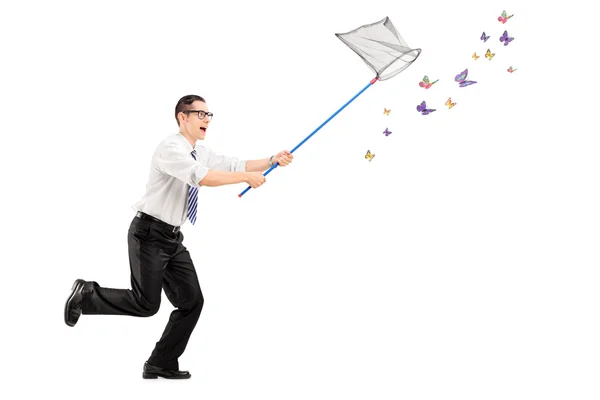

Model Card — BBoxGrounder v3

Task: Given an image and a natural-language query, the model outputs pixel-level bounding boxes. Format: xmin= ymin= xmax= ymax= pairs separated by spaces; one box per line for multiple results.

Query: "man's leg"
xmin=65 ymin=217 xmax=166 ymax=325
xmin=146 ymin=241 xmax=204 ymax=370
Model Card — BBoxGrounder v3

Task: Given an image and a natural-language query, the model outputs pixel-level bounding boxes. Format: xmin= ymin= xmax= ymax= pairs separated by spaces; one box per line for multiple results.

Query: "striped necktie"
xmin=187 ymin=150 xmax=198 ymax=225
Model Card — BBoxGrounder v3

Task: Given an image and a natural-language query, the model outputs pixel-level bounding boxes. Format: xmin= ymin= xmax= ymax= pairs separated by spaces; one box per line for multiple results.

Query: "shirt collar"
xmin=176 ymin=132 xmax=196 ymax=154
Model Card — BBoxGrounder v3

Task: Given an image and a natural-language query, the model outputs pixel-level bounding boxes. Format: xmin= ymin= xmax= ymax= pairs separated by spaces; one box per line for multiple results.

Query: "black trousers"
xmin=81 ymin=215 xmax=204 ymax=370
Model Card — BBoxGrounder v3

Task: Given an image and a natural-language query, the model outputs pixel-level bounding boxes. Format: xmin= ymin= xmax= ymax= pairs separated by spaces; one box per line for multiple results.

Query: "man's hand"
xmin=245 ymin=172 xmax=266 ymax=188
xmin=273 ymin=150 xmax=293 ymax=167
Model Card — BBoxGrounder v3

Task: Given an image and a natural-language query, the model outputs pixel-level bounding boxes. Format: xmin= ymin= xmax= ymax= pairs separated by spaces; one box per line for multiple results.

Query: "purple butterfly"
xmin=499 ymin=30 xmax=514 ymax=46
xmin=383 ymin=127 xmax=392 ymax=136
xmin=454 ymin=68 xmax=477 ymax=87
xmin=416 ymin=101 xmax=436 ymax=115
xmin=480 ymin=31 xmax=490 ymax=42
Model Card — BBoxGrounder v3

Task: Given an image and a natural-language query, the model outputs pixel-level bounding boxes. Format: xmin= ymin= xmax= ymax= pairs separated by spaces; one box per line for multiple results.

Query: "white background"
xmin=1 ymin=0 xmax=598 ymax=398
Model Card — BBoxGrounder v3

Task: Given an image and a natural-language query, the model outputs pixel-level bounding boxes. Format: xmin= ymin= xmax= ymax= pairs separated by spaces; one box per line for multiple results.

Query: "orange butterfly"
xmin=445 ymin=97 xmax=456 ymax=109
xmin=383 ymin=108 xmax=391 ymax=115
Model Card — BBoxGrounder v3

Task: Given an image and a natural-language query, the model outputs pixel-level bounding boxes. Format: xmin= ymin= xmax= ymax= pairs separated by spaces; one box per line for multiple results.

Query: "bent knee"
xmin=140 ymin=302 xmax=161 ymax=317
xmin=190 ymin=293 xmax=204 ymax=310
xmin=182 ymin=292 xmax=204 ymax=311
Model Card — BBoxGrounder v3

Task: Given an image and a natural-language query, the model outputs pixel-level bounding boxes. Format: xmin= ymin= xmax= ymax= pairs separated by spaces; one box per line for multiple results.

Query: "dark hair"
xmin=175 ymin=94 xmax=206 ymax=126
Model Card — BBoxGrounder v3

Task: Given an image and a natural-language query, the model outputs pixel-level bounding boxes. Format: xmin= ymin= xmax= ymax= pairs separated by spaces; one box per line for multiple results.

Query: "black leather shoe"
xmin=64 ymin=279 xmax=86 ymax=327
xmin=143 ymin=362 xmax=191 ymax=379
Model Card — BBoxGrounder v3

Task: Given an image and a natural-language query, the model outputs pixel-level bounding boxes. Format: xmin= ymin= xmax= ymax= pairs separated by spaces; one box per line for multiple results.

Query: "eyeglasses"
xmin=183 ymin=109 xmax=214 ymax=121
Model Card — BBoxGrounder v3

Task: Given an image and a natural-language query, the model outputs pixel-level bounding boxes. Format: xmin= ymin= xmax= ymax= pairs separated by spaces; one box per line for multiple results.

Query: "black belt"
xmin=136 ymin=211 xmax=180 ymax=233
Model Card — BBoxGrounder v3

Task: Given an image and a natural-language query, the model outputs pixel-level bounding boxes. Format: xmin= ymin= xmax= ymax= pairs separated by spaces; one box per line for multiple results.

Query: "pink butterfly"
xmin=418 ymin=75 xmax=439 ymax=89
xmin=498 ymin=10 xmax=514 ymax=24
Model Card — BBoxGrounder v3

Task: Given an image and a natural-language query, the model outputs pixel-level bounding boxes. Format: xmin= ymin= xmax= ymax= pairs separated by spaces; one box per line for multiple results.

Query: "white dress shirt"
xmin=132 ymin=132 xmax=247 ymax=227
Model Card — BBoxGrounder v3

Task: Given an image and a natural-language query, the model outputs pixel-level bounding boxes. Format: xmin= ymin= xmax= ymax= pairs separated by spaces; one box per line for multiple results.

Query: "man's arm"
xmin=155 ymin=143 xmax=210 ymax=187
xmin=201 ymin=150 xmax=293 ymax=187
xmin=205 ymin=149 xmax=247 ymax=172
xmin=199 ymin=170 xmax=248 ymax=187
xmin=246 ymin=151 xmax=293 ymax=171
xmin=245 ymin=157 xmax=272 ymax=172
xmin=206 ymin=148 xmax=282 ymax=172
xmin=200 ymin=170 xmax=266 ymax=188
xmin=155 ymin=143 xmax=263 ymax=188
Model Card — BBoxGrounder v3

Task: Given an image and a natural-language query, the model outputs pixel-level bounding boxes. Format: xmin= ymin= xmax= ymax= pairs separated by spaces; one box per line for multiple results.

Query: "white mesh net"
xmin=335 ymin=16 xmax=421 ymax=81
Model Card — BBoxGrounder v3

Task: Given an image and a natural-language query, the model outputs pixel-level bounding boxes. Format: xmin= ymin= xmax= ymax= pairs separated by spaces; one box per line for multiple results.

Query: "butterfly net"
xmin=335 ymin=16 xmax=421 ymax=81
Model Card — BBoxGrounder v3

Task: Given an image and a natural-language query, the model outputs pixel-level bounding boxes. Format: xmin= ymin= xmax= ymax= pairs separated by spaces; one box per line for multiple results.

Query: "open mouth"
xmin=200 ymin=127 xmax=206 ymax=132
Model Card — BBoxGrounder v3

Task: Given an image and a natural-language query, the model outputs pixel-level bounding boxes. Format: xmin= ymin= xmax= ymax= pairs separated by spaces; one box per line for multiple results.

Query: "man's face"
xmin=181 ymin=100 xmax=212 ymax=141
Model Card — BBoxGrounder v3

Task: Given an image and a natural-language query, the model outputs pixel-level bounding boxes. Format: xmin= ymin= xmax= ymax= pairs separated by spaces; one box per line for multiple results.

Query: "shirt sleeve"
xmin=154 ymin=143 xmax=209 ymax=188
xmin=206 ymin=148 xmax=247 ymax=172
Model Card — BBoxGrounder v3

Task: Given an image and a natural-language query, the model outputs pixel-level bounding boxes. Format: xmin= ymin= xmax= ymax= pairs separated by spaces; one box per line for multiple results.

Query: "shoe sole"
xmin=64 ymin=279 xmax=85 ymax=327
xmin=142 ymin=372 xmax=191 ymax=379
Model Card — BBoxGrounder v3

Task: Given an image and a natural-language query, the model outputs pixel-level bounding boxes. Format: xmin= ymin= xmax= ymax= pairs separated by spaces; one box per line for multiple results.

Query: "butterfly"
xmin=499 ymin=30 xmax=514 ymax=46
xmin=480 ymin=31 xmax=490 ymax=42
xmin=383 ymin=127 xmax=392 ymax=136
xmin=485 ymin=48 xmax=495 ymax=60
xmin=365 ymin=150 xmax=375 ymax=162
xmin=498 ymin=10 xmax=514 ymax=24
xmin=454 ymin=68 xmax=477 ymax=87
xmin=507 ymin=66 xmax=517 ymax=73
xmin=472 ymin=52 xmax=480 ymax=60
xmin=383 ymin=108 xmax=391 ymax=115
xmin=445 ymin=97 xmax=456 ymax=109
xmin=416 ymin=100 xmax=436 ymax=115
xmin=419 ymin=75 xmax=439 ymax=89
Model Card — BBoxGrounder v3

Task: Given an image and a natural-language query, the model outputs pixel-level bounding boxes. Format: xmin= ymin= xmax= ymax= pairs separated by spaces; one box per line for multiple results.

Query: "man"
xmin=64 ymin=94 xmax=293 ymax=380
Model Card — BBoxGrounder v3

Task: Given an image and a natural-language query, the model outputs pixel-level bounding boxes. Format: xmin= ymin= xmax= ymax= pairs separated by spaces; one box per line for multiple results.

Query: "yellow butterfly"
xmin=485 ymin=48 xmax=495 ymax=60
xmin=445 ymin=97 xmax=456 ymax=109
xmin=472 ymin=52 xmax=480 ymax=60
xmin=365 ymin=150 xmax=375 ymax=162
xmin=383 ymin=108 xmax=391 ymax=115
